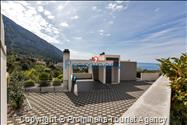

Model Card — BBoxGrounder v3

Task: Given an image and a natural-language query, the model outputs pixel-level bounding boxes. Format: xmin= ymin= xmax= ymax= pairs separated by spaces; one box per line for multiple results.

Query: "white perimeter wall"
xmin=141 ymin=72 xmax=160 ymax=81
xmin=115 ymin=76 xmax=171 ymax=125
xmin=1 ymin=14 xmax=7 ymax=125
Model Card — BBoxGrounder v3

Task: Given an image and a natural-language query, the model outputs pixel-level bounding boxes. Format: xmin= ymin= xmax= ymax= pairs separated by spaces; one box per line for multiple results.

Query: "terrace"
xmin=7 ymin=80 xmax=152 ymax=125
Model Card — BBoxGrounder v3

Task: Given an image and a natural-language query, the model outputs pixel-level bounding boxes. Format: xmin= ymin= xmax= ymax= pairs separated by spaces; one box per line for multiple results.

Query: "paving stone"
xmin=8 ymin=81 xmax=151 ymax=125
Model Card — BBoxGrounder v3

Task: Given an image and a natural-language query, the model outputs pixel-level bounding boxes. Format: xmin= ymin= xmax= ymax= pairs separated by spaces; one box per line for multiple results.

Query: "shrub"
xmin=8 ymin=71 xmax=25 ymax=110
xmin=53 ymin=78 xmax=62 ymax=86
xmin=44 ymin=68 xmax=51 ymax=73
xmin=157 ymin=53 xmax=187 ymax=125
xmin=24 ymin=80 xmax=35 ymax=87
xmin=24 ymin=68 xmax=38 ymax=82
xmin=39 ymin=72 xmax=50 ymax=87
xmin=34 ymin=64 xmax=46 ymax=73
xmin=57 ymin=74 xmax=63 ymax=81
xmin=52 ymin=70 xmax=61 ymax=78
xmin=21 ymin=63 xmax=29 ymax=70
xmin=39 ymin=72 xmax=49 ymax=81
xmin=39 ymin=80 xmax=50 ymax=87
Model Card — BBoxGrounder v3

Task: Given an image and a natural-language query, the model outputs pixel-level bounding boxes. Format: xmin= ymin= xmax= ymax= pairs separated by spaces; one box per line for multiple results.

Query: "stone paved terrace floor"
xmin=8 ymin=81 xmax=153 ymax=125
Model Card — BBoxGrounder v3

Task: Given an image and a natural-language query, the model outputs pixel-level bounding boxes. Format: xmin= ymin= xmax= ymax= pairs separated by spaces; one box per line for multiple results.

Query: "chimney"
xmin=63 ymin=49 xmax=70 ymax=91
xmin=100 ymin=52 xmax=105 ymax=55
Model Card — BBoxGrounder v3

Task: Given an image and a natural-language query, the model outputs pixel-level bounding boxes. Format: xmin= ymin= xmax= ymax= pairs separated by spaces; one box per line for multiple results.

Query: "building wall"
xmin=112 ymin=67 xmax=119 ymax=84
xmin=98 ymin=66 xmax=105 ymax=83
xmin=120 ymin=61 xmax=137 ymax=81
xmin=0 ymin=14 xmax=7 ymax=125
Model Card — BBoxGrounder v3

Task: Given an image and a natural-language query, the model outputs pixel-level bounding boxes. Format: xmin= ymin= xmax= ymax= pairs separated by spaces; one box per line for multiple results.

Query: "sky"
xmin=1 ymin=1 xmax=187 ymax=63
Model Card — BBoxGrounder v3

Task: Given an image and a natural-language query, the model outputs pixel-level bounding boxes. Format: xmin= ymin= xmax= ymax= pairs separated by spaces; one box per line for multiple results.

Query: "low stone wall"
xmin=115 ymin=76 xmax=171 ymax=125
xmin=141 ymin=72 xmax=160 ymax=81
xmin=73 ymin=73 xmax=92 ymax=79
xmin=25 ymin=85 xmax=64 ymax=93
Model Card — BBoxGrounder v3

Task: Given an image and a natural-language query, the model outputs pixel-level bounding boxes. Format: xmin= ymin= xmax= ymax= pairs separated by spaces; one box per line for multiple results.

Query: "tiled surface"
xmin=8 ymin=81 xmax=152 ymax=125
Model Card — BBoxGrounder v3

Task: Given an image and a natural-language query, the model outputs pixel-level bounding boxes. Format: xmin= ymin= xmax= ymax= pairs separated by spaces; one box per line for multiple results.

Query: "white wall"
xmin=120 ymin=61 xmax=137 ymax=81
xmin=98 ymin=66 xmax=106 ymax=83
xmin=141 ymin=72 xmax=160 ymax=81
xmin=116 ymin=76 xmax=171 ymax=125
xmin=1 ymin=14 xmax=7 ymax=125
xmin=112 ymin=67 xmax=119 ymax=84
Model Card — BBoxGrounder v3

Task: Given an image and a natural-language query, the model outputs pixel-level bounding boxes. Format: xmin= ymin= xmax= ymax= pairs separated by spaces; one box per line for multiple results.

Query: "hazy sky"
xmin=1 ymin=1 xmax=187 ymax=62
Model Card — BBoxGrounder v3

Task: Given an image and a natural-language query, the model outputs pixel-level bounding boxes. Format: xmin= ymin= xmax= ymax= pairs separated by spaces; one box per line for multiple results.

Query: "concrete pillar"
xmin=0 ymin=14 xmax=7 ymax=125
xmin=63 ymin=49 xmax=70 ymax=91
xmin=88 ymin=65 xmax=92 ymax=73
xmin=118 ymin=59 xmax=120 ymax=83
xmin=68 ymin=63 xmax=72 ymax=92
xmin=103 ymin=66 xmax=106 ymax=84
xmin=118 ymin=67 xmax=120 ymax=83
xmin=88 ymin=64 xmax=93 ymax=78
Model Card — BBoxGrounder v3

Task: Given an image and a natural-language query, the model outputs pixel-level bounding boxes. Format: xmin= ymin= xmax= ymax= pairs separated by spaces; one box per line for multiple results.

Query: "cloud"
xmin=37 ymin=6 xmax=44 ymax=12
xmin=47 ymin=15 xmax=55 ymax=19
xmin=1 ymin=1 xmax=185 ymax=62
xmin=92 ymin=6 xmax=102 ymax=13
xmin=99 ymin=33 xmax=103 ymax=36
xmin=106 ymin=33 xmax=111 ymax=36
xmin=60 ymin=22 xmax=69 ymax=27
xmin=70 ymin=15 xmax=79 ymax=20
xmin=1 ymin=1 xmax=60 ymax=44
xmin=57 ymin=2 xmax=69 ymax=11
xmin=73 ymin=36 xmax=82 ymax=40
xmin=108 ymin=21 xmax=114 ymax=24
xmin=36 ymin=1 xmax=42 ymax=5
xmin=44 ymin=10 xmax=51 ymax=16
xmin=99 ymin=29 xmax=104 ymax=33
xmin=98 ymin=29 xmax=104 ymax=36
xmin=154 ymin=8 xmax=160 ymax=12
xmin=106 ymin=1 xmax=129 ymax=12
xmin=92 ymin=6 xmax=97 ymax=11
xmin=70 ymin=49 xmax=94 ymax=59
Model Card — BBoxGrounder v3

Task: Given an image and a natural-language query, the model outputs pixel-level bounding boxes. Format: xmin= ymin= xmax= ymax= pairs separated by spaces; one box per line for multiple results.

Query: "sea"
xmin=137 ymin=63 xmax=160 ymax=71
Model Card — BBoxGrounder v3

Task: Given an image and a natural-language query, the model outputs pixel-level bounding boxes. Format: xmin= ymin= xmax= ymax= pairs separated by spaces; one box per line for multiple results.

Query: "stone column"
xmin=63 ymin=49 xmax=70 ymax=91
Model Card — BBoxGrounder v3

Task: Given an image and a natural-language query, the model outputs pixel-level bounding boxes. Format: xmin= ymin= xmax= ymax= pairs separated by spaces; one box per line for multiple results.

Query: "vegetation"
xmin=23 ymin=80 xmax=35 ymax=88
xmin=157 ymin=53 xmax=187 ymax=125
xmin=39 ymin=72 xmax=50 ymax=86
xmin=7 ymin=54 xmax=63 ymax=111
xmin=73 ymin=65 xmax=88 ymax=73
xmin=7 ymin=71 xmax=25 ymax=110
xmin=53 ymin=78 xmax=62 ymax=86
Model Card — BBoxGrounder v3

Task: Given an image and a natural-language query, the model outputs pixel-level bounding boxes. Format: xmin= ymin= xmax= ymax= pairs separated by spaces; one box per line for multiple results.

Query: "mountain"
xmin=2 ymin=15 xmax=63 ymax=62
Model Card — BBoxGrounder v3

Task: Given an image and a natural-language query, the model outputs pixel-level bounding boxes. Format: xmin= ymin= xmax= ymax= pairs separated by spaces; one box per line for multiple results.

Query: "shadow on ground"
xmin=65 ymin=81 xmax=152 ymax=106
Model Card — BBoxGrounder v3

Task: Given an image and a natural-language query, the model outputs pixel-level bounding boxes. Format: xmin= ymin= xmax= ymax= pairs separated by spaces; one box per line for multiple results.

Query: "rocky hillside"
xmin=3 ymin=15 xmax=63 ymax=62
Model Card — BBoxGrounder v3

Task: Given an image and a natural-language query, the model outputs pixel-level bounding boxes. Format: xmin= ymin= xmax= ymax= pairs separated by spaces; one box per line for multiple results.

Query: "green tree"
xmin=7 ymin=71 xmax=25 ymax=110
xmin=24 ymin=68 xmax=38 ymax=82
xmin=39 ymin=72 xmax=50 ymax=86
xmin=157 ymin=53 xmax=187 ymax=125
